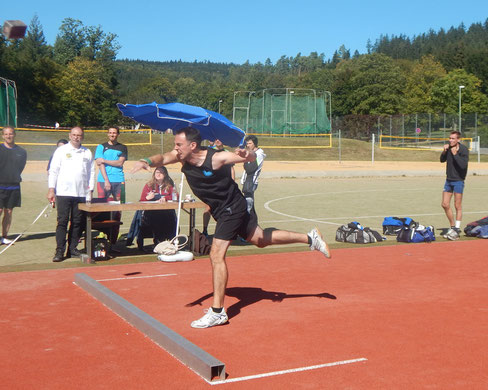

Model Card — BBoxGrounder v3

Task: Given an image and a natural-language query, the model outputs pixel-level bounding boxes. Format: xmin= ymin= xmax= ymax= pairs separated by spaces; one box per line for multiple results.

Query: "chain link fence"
xmin=333 ymin=113 xmax=488 ymax=148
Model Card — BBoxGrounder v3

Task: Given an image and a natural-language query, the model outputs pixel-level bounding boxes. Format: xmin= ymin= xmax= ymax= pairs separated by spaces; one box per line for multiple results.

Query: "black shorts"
xmin=0 ymin=187 xmax=21 ymax=209
xmin=97 ymin=182 xmax=123 ymax=201
xmin=214 ymin=206 xmax=259 ymax=241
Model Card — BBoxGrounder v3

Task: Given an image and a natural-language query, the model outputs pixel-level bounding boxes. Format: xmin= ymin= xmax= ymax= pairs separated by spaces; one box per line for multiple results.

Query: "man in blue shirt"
xmin=94 ymin=127 xmax=128 ymax=244
xmin=95 ymin=127 xmax=128 ymax=201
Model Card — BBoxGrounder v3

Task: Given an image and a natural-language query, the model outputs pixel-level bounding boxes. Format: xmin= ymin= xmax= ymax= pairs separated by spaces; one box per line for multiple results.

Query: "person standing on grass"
xmin=94 ymin=126 xmax=127 ymax=244
xmin=0 ymin=127 xmax=27 ymax=245
xmin=95 ymin=127 xmax=127 ymax=201
xmin=440 ymin=130 xmax=469 ymax=240
xmin=131 ymin=127 xmax=331 ymax=329
xmin=47 ymin=127 xmax=95 ymax=262
xmin=240 ymin=135 xmax=266 ymax=213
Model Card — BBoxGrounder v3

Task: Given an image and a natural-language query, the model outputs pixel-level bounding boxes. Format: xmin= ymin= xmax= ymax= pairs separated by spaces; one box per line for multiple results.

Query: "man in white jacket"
xmin=47 ymin=127 xmax=95 ymax=262
xmin=240 ymin=135 xmax=266 ymax=212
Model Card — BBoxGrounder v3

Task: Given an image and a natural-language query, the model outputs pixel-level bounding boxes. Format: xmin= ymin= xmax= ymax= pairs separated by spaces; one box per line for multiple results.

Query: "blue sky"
xmin=4 ymin=0 xmax=487 ymax=64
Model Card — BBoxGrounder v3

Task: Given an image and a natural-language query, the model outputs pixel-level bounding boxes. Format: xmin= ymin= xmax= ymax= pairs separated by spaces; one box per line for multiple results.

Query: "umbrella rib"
xmin=156 ymin=106 xmax=211 ymax=127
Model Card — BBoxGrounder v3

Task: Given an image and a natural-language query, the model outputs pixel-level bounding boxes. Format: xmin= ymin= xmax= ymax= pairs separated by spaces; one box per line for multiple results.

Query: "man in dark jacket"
xmin=0 ymin=127 xmax=27 ymax=245
xmin=440 ymin=131 xmax=469 ymax=240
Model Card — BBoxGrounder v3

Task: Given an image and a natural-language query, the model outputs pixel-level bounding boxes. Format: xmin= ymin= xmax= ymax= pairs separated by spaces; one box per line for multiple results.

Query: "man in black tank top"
xmin=131 ymin=127 xmax=331 ymax=328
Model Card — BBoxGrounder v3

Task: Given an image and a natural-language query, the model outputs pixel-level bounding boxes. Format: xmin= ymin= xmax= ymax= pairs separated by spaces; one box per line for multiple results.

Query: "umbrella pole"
xmin=174 ymin=172 xmax=186 ymax=246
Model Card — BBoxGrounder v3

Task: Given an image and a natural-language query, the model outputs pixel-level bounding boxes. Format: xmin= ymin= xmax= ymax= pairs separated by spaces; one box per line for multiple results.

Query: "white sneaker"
xmin=445 ymin=228 xmax=460 ymax=241
xmin=191 ymin=308 xmax=228 ymax=328
xmin=1 ymin=237 xmax=12 ymax=245
xmin=308 ymin=228 xmax=331 ymax=258
xmin=442 ymin=228 xmax=453 ymax=240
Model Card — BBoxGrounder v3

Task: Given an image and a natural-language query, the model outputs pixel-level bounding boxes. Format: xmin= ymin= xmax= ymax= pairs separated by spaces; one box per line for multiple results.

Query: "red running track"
xmin=1 ymin=240 xmax=487 ymax=389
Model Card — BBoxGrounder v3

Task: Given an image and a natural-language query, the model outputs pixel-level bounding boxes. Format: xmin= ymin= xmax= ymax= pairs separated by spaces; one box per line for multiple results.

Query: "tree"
xmin=19 ymin=15 xmax=50 ymax=63
xmin=53 ymin=18 xmax=120 ymax=66
xmin=134 ymin=77 xmax=176 ymax=104
xmin=403 ymin=55 xmax=446 ymax=113
xmin=335 ymin=53 xmax=406 ymax=115
xmin=431 ymin=68 xmax=488 ymax=114
xmin=55 ymin=57 xmax=114 ymax=125
xmin=53 ymin=18 xmax=86 ymax=64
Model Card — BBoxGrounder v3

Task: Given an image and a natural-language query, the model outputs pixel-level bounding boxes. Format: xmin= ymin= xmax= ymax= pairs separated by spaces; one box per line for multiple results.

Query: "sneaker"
xmin=1 ymin=237 xmax=12 ymax=245
xmin=443 ymin=228 xmax=459 ymax=240
xmin=442 ymin=228 xmax=454 ymax=239
xmin=70 ymin=248 xmax=83 ymax=258
xmin=191 ymin=308 xmax=228 ymax=328
xmin=308 ymin=228 xmax=331 ymax=259
xmin=52 ymin=252 xmax=64 ymax=262
xmin=446 ymin=228 xmax=460 ymax=241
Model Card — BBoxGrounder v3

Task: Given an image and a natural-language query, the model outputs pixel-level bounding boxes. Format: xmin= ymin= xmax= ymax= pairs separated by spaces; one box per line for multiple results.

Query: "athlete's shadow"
xmin=186 ymin=287 xmax=336 ymax=320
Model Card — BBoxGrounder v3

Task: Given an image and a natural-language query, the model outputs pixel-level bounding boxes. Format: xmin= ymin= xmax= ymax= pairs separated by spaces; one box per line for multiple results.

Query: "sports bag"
xmin=193 ymin=229 xmax=211 ymax=255
xmin=382 ymin=217 xmax=417 ymax=235
xmin=466 ymin=224 xmax=488 ymax=239
xmin=464 ymin=216 xmax=488 ymax=237
xmin=336 ymin=222 xmax=384 ymax=244
xmin=397 ymin=225 xmax=435 ymax=243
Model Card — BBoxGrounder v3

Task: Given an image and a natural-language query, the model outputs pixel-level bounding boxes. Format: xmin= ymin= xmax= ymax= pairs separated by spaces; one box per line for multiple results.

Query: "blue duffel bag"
xmin=382 ymin=216 xmax=416 ymax=235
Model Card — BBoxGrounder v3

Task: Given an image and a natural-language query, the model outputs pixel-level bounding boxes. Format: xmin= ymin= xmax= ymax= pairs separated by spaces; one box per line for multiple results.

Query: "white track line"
xmin=207 ymin=357 xmax=368 ymax=385
xmin=95 ymin=274 xmax=177 ymax=282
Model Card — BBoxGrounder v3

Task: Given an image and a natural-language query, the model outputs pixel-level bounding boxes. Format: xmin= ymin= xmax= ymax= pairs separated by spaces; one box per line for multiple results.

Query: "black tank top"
xmin=182 ymin=148 xmax=246 ymax=219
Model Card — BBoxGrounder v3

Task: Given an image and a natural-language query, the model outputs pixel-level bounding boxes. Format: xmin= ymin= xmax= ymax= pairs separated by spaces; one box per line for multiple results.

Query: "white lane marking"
xmin=207 ymin=357 xmax=368 ymax=385
xmin=264 ymin=191 xmax=488 ymax=226
xmin=96 ymin=274 xmax=177 ymax=282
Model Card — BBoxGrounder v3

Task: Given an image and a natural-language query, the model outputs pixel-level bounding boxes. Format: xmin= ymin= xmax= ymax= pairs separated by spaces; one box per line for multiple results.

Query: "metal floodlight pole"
xmin=218 ymin=99 xmax=223 ymax=114
xmin=458 ymin=85 xmax=465 ymax=132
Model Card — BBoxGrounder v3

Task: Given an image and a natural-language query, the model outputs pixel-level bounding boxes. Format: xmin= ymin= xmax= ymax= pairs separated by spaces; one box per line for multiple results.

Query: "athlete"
xmin=440 ymin=130 xmax=469 ymax=240
xmin=131 ymin=127 xmax=330 ymax=329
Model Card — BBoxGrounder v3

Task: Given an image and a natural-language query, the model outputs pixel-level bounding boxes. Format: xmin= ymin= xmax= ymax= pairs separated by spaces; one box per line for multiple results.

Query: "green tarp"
xmin=0 ymin=78 xmax=17 ymax=127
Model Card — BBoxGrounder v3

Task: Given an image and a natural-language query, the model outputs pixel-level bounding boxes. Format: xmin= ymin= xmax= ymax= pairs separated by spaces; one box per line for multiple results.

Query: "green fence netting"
xmin=0 ymin=77 xmax=17 ymax=127
xmin=233 ymin=89 xmax=331 ymax=135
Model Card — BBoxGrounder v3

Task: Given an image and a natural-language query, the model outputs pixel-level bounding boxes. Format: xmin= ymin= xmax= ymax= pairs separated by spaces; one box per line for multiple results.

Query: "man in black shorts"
xmin=132 ymin=127 xmax=331 ymax=329
xmin=0 ymin=127 xmax=27 ymax=245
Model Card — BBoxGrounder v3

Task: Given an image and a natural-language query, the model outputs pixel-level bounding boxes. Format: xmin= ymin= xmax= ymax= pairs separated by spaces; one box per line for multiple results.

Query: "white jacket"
xmin=48 ymin=142 xmax=95 ymax=197
xmin=241 ymin=148 xmax=266 ymax=186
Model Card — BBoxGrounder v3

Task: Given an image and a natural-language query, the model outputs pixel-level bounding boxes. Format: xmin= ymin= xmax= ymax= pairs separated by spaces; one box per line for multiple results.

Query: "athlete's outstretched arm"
xmin=131 ymin=149 xmax=179 ymax=173
xmin=211 ymin=149 xmax=256 ymax=170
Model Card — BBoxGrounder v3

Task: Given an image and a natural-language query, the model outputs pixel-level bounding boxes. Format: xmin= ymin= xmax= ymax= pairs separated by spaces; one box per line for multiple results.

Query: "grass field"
xmin=2 ymin=171 xmax=488 ymax=272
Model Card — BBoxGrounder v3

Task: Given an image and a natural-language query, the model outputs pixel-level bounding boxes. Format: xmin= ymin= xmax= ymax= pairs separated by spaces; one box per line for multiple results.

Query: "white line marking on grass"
xmin=264 ymin=192 xmax=488 ymax=226
xmin=207 ymin=357 xmax=368 ymax=385
xmin=95 ymin=274 xmax=177 ymax=282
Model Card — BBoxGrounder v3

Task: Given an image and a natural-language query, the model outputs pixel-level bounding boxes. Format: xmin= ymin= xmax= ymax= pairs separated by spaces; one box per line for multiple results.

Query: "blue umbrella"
xmin=117 ymin=101 xmax=245 ymax=147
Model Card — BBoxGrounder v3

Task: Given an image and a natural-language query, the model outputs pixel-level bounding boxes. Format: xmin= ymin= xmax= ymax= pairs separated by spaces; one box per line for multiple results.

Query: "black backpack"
xmin=336 ymin=222 xmax=384 ymax=244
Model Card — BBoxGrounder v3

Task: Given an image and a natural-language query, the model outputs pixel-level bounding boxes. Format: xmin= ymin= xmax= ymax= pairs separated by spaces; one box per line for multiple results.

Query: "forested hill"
xmin=371 ymin=19 xmax=488 ymax=72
